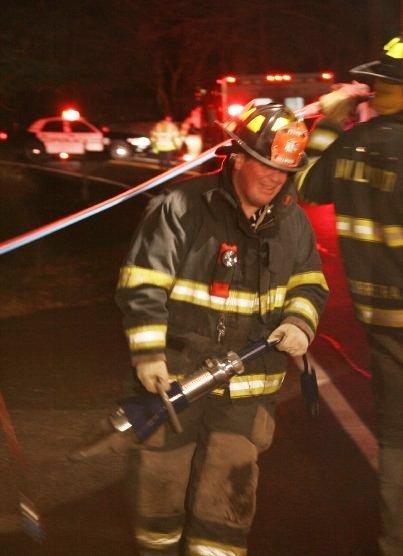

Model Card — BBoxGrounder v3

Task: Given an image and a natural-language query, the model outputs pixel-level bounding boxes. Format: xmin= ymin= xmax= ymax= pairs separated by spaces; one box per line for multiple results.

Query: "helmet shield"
xmin=219 ymin=99 xmax=309 ymax=172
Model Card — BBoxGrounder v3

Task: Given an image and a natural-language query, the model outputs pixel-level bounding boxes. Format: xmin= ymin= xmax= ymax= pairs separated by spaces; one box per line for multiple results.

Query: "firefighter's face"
xmin=233 ymin=154 xmax=288 ymax=217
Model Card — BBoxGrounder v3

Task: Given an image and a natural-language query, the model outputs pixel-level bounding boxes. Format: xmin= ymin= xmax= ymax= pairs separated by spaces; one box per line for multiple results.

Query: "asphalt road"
xmin=0 ymin=158 xmax=379 ymax=555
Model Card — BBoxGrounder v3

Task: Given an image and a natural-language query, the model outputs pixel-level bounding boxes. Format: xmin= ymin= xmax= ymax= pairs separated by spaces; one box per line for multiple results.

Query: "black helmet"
xmin=218 ymin=99 xmax=309 ymax=172
xmin=350 ymin=36 xmax=403 ymax=84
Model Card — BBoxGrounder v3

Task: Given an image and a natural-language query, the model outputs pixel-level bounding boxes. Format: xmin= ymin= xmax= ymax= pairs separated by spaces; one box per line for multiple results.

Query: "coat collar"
xmin=203 ymin=158 xmax=297 ymax=232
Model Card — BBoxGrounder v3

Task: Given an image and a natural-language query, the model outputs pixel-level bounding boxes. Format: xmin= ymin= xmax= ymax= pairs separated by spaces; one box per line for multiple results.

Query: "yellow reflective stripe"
xmin=336 ymin=216 xmax=403 ymax=247
xmin=246 ymin=114 xmax=265 ymax=133
xmin=334 ymin=159 xmax=397 ymax=191
xmin=119 ymin=271 xmax=324 ymax=318
xmin=349 ymin=279 xmax=402 ymax=300
xmin=271 ymin=116 xmax=290 ymax=132
xmin=136 ymin=527 xmax=182 ymax=548
xmin=229 ymin=372 xmax=286 ymax=397
xmin=187 ymin=537 xmax=247 ymax=556
xmin=284 ymin=296 xmax=319 ymax=328
xmin=355 ymin=303 xmax=403 ymax=327
xmin=174 ymin=281 xmax=274 ymax=314
xmin=260 ymin=286 xmax=287 ymax=314
xmin=308 ymin=128 xmax=339 ymax=152
xmin=287 ymin=271 xmax=329 ymax=292
xmin=171 ymin=279 xmax=286 ymax=315
xmin=384 ymin=37 xmax=403 ymax=59
xmin=117 ymin=265 xmax=174 ymax=290
xmin=126 ymin=324 xmax=167 ymax=350
xmin=171 ymin=373 xmax=285 ymax=398
xmin=171 ymin=279 xmax=257 ymax=314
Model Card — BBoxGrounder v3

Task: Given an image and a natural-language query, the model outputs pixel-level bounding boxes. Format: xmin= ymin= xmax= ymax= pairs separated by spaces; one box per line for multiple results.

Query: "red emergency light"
xmin=0 ymin=131 xmax=8 ymax=141
xmin=61 ymin=108 xmax=80 ymax=121
xmin=227 ymin=104 xmax=244 ymax=117
xmin=224 ymin=75 xmax=237 ymax=83
xmin=266 ymin=74 xmax=292 ymax=82
xmin=320 ymin=72 xmax=334 ymax=80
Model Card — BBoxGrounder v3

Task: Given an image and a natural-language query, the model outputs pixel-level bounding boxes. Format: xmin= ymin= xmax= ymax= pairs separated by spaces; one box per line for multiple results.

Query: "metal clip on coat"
xmin=110 ymin=338 xmax=279 ymax=443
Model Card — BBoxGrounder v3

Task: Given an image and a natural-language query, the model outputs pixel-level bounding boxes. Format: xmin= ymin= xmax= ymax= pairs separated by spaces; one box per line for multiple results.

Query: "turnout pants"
xmin=127 ymin=392 xmax=276 ymax=556
xmin=368 ymin=329 xmax=403 ymax=556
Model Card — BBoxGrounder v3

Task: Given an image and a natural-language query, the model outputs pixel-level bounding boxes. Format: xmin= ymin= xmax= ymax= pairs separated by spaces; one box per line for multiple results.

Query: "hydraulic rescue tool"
xmin=114 ymin=338 xmax=279 ymax=439
xmin=70 ymin=338 xmax=320 ymax=462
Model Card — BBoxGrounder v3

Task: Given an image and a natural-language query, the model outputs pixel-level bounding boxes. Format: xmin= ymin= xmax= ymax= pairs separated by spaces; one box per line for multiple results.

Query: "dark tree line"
xmin=0 ymin=0 xmax=399 ymax=125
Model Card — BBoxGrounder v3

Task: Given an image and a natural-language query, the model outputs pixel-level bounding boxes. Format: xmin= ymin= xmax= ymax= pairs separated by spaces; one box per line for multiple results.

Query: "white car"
xmin=24 ymin=110 xmax=109 ymax=160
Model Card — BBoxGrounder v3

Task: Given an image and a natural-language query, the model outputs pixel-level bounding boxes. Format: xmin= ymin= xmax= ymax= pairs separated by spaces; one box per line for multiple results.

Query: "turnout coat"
xmin=116 ymin=160 xmax=328 ymax=399
xmin=296 ymin=113 xmax=403 ymax=330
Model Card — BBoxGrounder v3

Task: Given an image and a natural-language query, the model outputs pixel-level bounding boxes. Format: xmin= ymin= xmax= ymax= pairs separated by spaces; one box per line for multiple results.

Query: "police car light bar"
xmin=61 ymin=109 xmax=80 ymax=121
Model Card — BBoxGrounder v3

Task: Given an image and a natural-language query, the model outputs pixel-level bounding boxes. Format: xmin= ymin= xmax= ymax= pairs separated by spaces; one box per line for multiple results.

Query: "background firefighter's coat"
xmin=296 ymin=110 xmax=403 ymax=556
xmin=296 ymin=113 xmax=403 ymax=331
xmin=150 ymin=119 xmax=182 ymax=153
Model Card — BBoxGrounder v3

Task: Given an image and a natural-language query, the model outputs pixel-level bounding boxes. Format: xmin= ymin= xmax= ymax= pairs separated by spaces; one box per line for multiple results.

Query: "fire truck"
xmin=217 ymin=71 xmax=335 ymax=119
xmin=195 ymin=71 xmax=334 ymax=148
xmin=198 ymin=71 xmax=335 ymax=146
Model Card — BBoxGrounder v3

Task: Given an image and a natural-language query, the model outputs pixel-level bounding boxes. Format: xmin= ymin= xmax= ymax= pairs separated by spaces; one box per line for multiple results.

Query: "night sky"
xmin=0 ymin=0 xmax=401 ymax=124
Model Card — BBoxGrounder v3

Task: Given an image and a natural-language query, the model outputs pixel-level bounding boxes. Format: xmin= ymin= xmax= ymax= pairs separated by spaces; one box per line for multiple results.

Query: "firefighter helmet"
xmin=350 ymin=36 xmax=403 ymax=84
xmin=218 ymin=99 xmax=309 ymax=172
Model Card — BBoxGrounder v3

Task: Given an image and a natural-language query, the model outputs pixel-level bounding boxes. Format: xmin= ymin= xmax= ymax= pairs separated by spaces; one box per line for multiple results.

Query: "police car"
xmin=22 ymin=109 xmax=109 ymax=161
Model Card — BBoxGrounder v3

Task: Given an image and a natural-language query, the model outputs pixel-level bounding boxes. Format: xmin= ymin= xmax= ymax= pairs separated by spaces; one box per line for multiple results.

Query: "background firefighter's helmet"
xmin=350 ymin=36 xmax=403 ymax=84
xmin=218 ymin=99 xmax=309 ymax=172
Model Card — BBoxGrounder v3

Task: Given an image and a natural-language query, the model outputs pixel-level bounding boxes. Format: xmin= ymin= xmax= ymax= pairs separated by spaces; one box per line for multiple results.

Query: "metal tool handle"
xmin=238 ymin=338 xmax=280 ymax=363
xmin=156 ymin=381 xmax=183 ymax=434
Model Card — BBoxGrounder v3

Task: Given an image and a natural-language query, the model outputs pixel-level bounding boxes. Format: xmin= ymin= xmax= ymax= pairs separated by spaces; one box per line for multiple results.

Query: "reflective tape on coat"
xmin=187 ymin=537 xmax=247 ymax=556
xmin=125 ymin=324 xmax=167 ymax=350
xmin=135 ymin=527 xmax=182 ymax=549
xmin=355 ymin=303 xmax=403 ymax=327
xmin=212 ymin=372 xmax=286 ymax=398
xmin=336 ymin=216 xmax=403 ymax=247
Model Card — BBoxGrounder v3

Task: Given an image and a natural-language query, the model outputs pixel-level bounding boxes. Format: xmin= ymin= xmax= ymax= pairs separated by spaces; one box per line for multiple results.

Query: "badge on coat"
xmin=210 ymin=242 xmax=238 ymax=298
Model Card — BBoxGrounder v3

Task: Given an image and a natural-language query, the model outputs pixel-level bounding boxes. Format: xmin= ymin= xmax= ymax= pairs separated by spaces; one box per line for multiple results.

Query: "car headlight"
xmin=114 ymin=146 xmax=131 ymax=157
xmin=127 ymin=137 xmax=151 ymax=149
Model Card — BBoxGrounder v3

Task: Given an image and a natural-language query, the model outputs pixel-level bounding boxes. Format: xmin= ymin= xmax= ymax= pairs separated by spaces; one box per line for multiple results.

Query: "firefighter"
xmin=180 ymin=116 xmax=203 ymax=160
xmin=296 ymin=37 xmax=403 ymax=556
xmin=150 ymin=115 xmax=182 ymax=167
xmin=116 ymin=100 xmax=329 ymax=555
